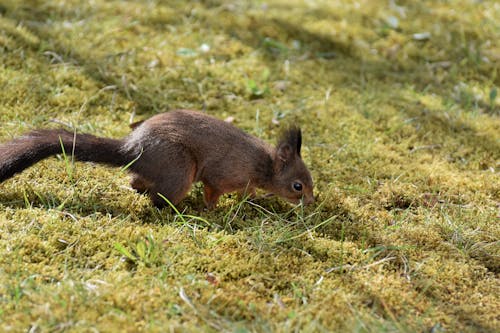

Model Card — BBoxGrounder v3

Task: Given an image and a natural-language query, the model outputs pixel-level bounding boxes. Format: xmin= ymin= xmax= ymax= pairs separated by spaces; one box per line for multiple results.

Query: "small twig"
xmin=179 ymin=287 xmax=197 ymax=313
xmin=274 ymin=293 xmax=286 ymax=309
xmin=49 ymin=118 xmax=73 ymax=128
xmin=325 ymin=264 xmax=355 ymax=273
xmin=428 ymin=61 xmax=452 ymax=69
xmin=129 ymin=110 xmax=136 ymax=125
xmin=43 ymin=51 xmax=64 ymax=64
xmin=409 ymin=144 xmax=442 ymax=154
xmin=326 ymin=257 xmax=396 ymax=273
xmin=56 ymin=210 xmax=79 ymax=223
xmin=179 ymin=287 xmax=223 ymax=331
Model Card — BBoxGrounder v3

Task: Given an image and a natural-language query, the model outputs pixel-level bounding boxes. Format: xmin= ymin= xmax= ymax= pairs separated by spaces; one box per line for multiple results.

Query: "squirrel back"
xmin=0 ymin=110 xmax=314 ymax=209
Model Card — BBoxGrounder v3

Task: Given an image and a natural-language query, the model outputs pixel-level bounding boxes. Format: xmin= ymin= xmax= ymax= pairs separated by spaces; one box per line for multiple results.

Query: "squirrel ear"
xmin=277 ymin=143 xmax=294 ymax=163
xmin=275 ymin=127 xmax=302 ymax=170
xmin=295 ymin=128 xmax=302 ymax=156
xmin=274 ymin=143 xmax=293 ymax=172
xmin=278 ymin=127 xmax=302 ymax=158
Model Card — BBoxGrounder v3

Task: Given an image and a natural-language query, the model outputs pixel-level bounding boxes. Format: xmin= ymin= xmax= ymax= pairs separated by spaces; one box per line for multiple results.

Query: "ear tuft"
xmin=274 ymin=127 xmax=302 ymax=170
xmin=278 ymin=126 xmax=302 ymax=157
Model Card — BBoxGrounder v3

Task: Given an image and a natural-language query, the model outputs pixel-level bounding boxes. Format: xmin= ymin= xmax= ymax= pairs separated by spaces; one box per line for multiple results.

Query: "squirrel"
xmin=0 ymin=109 xmax=314 ymax=209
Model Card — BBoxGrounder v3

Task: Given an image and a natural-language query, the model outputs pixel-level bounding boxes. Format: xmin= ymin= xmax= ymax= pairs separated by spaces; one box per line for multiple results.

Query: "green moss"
xmin=0 ymin=0 xmax=499 ymax=331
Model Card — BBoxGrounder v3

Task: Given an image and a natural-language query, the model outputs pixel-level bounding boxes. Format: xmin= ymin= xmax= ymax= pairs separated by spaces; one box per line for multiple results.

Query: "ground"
xmin=0 ymin=0 xmax=499 ymax=332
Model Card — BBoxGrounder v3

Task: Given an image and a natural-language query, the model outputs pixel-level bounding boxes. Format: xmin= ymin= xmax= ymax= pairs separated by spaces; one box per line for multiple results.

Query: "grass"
xmin=0 ymin=0 xmax=499 ymax=331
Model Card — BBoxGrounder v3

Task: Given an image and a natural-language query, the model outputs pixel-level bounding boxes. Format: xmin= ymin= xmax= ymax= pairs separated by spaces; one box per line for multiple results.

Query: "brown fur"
xmin=0 ymin=110 xmax=314 ymax=209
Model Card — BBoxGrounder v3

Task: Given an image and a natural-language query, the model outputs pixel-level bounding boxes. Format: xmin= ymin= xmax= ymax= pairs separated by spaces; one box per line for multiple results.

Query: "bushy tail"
xmin=0 ymin=129 xmax=133 ymax=183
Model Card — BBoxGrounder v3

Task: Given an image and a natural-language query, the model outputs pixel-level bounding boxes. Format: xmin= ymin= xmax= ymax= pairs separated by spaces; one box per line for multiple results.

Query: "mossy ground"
xmin=0 ymin=0 xmax=499 ymax=332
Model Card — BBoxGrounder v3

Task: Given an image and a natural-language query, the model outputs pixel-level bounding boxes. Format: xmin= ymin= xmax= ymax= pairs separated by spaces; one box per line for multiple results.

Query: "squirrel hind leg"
xmin=149 ymin=158 xmax=196 ymax=209
xmin=130 ymin=174 xmax=152 ymax=194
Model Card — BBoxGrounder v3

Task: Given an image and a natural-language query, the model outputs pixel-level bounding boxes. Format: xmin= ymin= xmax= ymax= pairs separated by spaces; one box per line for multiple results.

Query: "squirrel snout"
xmin=303 ymin=193 xmax=315 ymax=205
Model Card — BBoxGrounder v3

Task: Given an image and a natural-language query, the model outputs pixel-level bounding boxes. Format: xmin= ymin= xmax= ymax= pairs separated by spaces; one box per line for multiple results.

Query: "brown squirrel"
xmin=0 ymin=110 xmax=314 ymax=209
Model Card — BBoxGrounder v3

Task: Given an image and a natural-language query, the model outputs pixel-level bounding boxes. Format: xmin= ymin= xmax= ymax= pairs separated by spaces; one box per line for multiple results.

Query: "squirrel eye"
xmin=292 ymin=182 xmax=303 ymax=192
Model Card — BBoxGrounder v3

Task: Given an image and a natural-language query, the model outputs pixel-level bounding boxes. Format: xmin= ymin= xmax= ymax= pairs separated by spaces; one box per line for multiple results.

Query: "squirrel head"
xmin=271 ymin=127 xmax=314 ymax=205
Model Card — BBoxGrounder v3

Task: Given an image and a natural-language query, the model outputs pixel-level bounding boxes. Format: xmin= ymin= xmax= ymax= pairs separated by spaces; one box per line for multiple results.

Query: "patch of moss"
xmin=0 ymin=0 xmax=499 ymax=332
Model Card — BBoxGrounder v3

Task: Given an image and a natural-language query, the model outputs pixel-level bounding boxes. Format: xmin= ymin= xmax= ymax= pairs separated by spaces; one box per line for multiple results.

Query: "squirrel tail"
xmin=0 ymin=129 xmax=133 ymax=183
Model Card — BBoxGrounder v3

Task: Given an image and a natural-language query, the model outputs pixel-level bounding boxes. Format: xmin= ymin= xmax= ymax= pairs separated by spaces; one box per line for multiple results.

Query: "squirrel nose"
xmin=303 ymin=194 xmax=315 ymax=205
